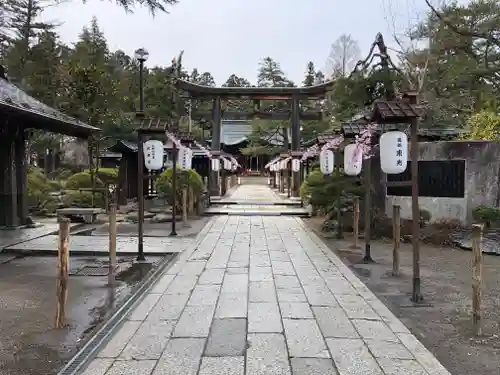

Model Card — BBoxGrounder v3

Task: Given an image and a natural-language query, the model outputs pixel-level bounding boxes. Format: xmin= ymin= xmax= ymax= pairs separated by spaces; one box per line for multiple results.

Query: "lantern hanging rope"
xmin=165 ymin=131 xmax=184 ymax=150
xmin=226 ymin=154 xmax=241 ymax=168
xmin=192 ymin=139 xmax=212 ymax=159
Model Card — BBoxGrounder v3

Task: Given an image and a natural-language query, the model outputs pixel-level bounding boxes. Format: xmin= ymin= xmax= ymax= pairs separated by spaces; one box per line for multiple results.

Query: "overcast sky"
xmin=42 ymin=0 xmax=434 ymax=85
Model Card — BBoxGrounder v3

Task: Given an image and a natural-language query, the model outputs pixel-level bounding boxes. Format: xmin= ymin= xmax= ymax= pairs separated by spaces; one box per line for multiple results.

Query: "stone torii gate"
xmin=175 ymin=80 xmax=333 ymax=197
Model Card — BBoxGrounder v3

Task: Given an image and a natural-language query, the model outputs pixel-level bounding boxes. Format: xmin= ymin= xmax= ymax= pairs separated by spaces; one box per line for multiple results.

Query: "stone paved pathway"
xmin=79 ymin=186 xmax=452 ymax=375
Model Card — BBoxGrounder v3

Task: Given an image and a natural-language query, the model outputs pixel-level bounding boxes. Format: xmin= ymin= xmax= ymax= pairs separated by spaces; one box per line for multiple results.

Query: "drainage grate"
xmin=71 ymin=265 xmax=110 ymax=276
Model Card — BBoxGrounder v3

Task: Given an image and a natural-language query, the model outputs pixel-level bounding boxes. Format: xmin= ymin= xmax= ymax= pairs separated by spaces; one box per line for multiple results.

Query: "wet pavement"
xmin=78 ymin=185 xmax=452 ymax=375
xmin=0 ymin=255 xmax=162 ymax=375
xmin=0 ymin=216 xmax=209 ymax=375
xmin=0 ymin=221 xmax=71 ymax=249
xmin=3 ymin=218 xmax=210 ymax=255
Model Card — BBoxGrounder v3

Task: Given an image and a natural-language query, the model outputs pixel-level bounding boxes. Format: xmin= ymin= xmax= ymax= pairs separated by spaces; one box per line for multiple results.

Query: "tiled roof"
xmin=371 ymin=100 xmax=423 ymax=122
xmin=210 ymin=120 xmax=292 ymax=146
xmin=341 ymin=123 xmax=462 ymax=139
xmin=0 ymin=77 xmax=99 ymax=137
xmin=221 ymin=120 xmax=252 ymax=145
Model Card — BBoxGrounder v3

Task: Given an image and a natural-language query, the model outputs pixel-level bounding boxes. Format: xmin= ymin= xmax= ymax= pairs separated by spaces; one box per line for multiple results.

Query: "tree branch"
xmin=424 ymin=0 xmax=500 ymax=48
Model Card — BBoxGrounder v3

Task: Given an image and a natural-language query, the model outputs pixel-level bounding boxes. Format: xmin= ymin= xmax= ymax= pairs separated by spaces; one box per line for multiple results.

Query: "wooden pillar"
xmin=408 ymin=92 xmax=422 ymax=302
xmin=117 ymin=157 xmax=127 ymax=205
xmin=15 ymin=131 xmax=28 ymax=225
xmin=291 ymin=97 xmax=301 ymax=197
xmin=0 ymin=133 xmax=6 ymax=226
xmin=4 ymin=133 xmax=18 ymax=227
xmin=210 ymin=97 xmax=221 ymax=196
xmin=472 ymin=224 xmax=483 ymax=335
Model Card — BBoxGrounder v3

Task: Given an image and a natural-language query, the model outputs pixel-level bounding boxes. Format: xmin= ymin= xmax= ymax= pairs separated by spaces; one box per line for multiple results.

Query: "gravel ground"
xmin=307 ymin=218 xmax=500 ymax=375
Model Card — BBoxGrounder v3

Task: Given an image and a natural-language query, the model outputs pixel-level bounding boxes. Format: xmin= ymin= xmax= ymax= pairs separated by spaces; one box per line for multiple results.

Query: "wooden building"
xmin=103 ymin=139 xmax=210 ymax=203
xmin=0 ymin=66 xmax=100 ymax=227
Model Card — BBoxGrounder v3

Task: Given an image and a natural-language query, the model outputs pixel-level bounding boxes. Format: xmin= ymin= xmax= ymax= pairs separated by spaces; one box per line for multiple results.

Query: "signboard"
xmin=291 ymin=159 xmax=300 ymax=172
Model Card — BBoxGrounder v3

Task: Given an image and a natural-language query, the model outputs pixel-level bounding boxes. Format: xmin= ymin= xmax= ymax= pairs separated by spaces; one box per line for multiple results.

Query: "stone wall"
xmin=385 ymin=141 xmax=500 ymax=225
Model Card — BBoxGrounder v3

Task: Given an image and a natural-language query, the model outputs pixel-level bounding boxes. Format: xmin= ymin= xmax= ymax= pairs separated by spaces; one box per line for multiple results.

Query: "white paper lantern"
xmin=291 ymin=159 xmax=300 ymax=172
xmin=343 ymin=144 xmax=362 ymax=176
xmin=178 ymin=147 xmax=193 ymax=171
xmin=319 ymin=149 xmax=334 ymax=175
xmin=379 ymin=131 xmax=408 ymax=174
xmin=274 ymin=162 xmax=281 ymax=171
xmin=223 ymin=158 xmax=231 ymax=170
xmin=211 ymin=158 xmax=220 ymax=171
xmin=281 ymin=160 xmax=287 ymax=170
xmin=144 ymin=140 xmax=164 ymax=171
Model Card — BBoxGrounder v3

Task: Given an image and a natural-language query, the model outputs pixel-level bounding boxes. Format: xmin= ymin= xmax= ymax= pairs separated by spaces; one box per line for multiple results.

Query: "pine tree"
xmin=2 ymin=0 xmax=56 ymax=83
xmin=314 ymin=70 xmax=326 ymax=84
xmin=223 ymin=74 xmax=251 ymax=87
xmin=257 ymin=57 xmax=288 ymax=87
xmin=25 ymin=30 xmax=61 ymax=105
xmin=303 ymin=61 xmax=316 ymax=86
xmin=60 ymin=17 xmax=119 ymax=130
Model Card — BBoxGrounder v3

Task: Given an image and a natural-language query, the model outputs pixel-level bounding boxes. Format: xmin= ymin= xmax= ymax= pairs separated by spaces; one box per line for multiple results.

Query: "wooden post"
xmin=55 ymin=217 xmax=70 ymax=328
xmin=353 ymin=197 xmax=359 ymax=248
xmin=182 ymin=188 xmax=188 ymax=222
xmin=392 ymin=205 xmax=401 ymax=276
xmin=108 ymin=204 xmax=117 ymax=285
xmin=472 ymin=224 xmax=483 ymax=335
xmin=188 ymin=187 xmax=193 ymax=215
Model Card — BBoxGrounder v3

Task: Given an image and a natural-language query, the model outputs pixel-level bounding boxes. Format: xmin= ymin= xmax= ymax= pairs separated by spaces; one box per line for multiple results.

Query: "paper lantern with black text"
xmin=319 ymin=149 xmax=334 ymax=175
xmin=379 ymin=131 xmax=408 ymax=174
xmin=143 ymin=140 xmax=164 ymax=171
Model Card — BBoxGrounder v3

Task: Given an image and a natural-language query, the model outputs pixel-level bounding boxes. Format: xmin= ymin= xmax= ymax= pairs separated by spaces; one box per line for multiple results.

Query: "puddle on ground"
xmin=116 ymin=262 xmax=155 ymax=284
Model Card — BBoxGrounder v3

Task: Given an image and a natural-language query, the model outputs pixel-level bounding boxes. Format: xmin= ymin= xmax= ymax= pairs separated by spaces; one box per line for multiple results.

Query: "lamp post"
xmin=135 ymin=48 xmax=149 ymax=114
xmin=135 ymin=47 xmax=149 ymax=262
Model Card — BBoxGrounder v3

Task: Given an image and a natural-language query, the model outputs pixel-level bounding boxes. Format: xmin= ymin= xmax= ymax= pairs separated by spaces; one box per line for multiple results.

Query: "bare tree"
xmin=324 ymin=34 xmax=361 ymax=78
xmin=382 ymin=0 xmax=432 ymax=93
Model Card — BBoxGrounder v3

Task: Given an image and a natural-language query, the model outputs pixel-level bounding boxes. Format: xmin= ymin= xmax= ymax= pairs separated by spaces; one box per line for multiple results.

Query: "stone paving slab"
xmin=0 ymin=222 xmax=80 ymax=250
xmin=5 ymin=235 xmax=191 ymax=254
xmin=78 ymin=185 xmax=453 ymax=375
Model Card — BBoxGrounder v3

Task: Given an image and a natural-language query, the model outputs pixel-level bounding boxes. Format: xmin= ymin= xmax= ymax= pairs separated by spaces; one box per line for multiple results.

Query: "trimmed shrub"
xmin=156 ymin=167 xmax=204 ymax=210
xmin=88 ymin=168 xmax=118 ymax=186
xmin=66 ymin=171 xmax=104 ymax=190
xmin=62 ymin=190 xmax=105 ymax=208
xmin=27 ymin=167 xmax=58 ymax=209
xmin=56 ymin=168 xmax=74 ymax=180
xmin=473 ymin=205 xmax=500 ymax=227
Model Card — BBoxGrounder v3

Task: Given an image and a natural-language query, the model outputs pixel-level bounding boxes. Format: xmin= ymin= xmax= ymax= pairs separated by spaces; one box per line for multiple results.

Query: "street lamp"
xmin=135 ymin=47 xmax=149 ymax=262
xmin=134 ymin=48 xmax=149 ymax=113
